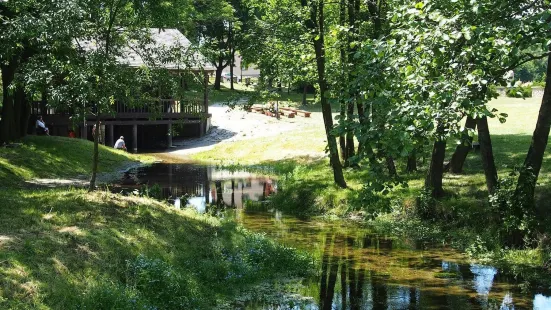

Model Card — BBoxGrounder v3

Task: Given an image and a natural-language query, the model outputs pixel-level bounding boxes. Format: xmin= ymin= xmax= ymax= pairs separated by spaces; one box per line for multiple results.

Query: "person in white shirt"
xmin=36 ymin=116 xmax=49 ymax=135
xmin=114 ymin=136 xmax=126 ymax=151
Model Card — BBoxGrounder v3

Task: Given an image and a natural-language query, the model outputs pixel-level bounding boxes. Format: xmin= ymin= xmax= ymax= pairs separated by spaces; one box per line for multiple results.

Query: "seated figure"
xmin=36 ymin=116 xmax=50 ymax=136
xmin=114 ymin=136 xmax=127 ymax=151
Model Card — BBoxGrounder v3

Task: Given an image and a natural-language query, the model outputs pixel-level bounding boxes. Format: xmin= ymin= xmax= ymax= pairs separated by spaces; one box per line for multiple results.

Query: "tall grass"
xmin=0 ymin=189 xmax=312 ymax=309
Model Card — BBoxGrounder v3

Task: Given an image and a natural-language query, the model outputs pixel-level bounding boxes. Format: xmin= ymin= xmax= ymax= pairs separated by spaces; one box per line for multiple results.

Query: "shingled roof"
xmin=80 ymin=28 xmax=216 ymax=72
xmin=126 ymin=28 xmax=215 ymax=71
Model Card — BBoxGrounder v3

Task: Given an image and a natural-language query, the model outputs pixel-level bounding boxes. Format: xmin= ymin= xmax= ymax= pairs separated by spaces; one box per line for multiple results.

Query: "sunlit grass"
xmin=190 ymin=95 xmax=551 ymax=229
xmin=0 ymin=189 xmax=312 ymax=309
xmin=0 ymin=136 xmax=153 ymax=187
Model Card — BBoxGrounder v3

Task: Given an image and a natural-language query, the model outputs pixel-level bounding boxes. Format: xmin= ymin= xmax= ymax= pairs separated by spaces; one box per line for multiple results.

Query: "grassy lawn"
xmin=191 ymin=95 xmax=551 ymax=215
xmin=194 ymin=96 xmax=548 ymax=172
xmin=0 ymin=136 xmax=153 ymax=187
xmin=208 ymin=81 xmax=317 ymax=106
xmin=0 ymin=189 xmax=311 ymax=309
xmin=191 ymin=95 xmax=551 ymax=268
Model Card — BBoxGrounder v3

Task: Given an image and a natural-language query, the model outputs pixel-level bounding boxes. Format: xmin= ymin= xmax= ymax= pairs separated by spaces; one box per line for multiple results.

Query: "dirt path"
xmin=169 ymin=104 xmax=322 ymax=156
xmin=26 ymin=161 xmax=149 ymax=188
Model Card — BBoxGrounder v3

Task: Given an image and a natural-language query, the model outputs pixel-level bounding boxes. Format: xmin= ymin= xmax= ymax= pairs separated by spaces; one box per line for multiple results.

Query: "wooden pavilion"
xmin=31 ymin=29 xmax=215 ymax=152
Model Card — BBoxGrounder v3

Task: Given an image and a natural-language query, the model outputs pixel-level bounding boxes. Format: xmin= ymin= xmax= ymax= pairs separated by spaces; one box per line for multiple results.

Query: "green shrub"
xmin=79 ymin=281 xmax=148 ymax=310
xmin=506 ymin=85 xmax=532 ymax=98
xmin=126 ymin=255 xmax=196 ymax=309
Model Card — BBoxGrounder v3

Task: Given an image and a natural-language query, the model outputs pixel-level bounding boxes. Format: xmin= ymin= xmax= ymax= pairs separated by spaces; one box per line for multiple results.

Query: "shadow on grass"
xmin=0 ymin=136 xmax=142 ymax=187
xmin=225 ymin=132 xmax=551 ymax=223
xmin=0 ymin=188 xmax=311 ymax=309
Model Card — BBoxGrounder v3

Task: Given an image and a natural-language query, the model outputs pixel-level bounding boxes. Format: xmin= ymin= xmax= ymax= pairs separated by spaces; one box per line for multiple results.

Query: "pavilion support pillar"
xmin=203 ymin=71 xmax=209 ymax=112
xmin=204 ymin=167 xmax=210 ymax=204
xmin=80 ymin=124 xmax=87 ymax=139
xmin=168 ymin=164 xmax=173 ymax=195
xmin=201 ymin=71 xmax=209 ymax=138
xmin=167 ymin=122 xmax=173 ymax=148
xmin=108 ymin=124 xmax=114 ymax=147
xmin=199 ymin=121 xmax=205 ymax=137
xmin=132 ymin=123 xmax=138 ymax=153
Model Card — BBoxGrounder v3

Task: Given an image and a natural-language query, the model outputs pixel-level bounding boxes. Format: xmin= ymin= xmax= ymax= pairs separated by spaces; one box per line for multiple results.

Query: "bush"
xmin=506 ymin=85 xmax=532 ymax=98
xmin=126 ymin=255 xmax=195 ymax=309
xmin=79 ymin=281 xmax=148 ymax=310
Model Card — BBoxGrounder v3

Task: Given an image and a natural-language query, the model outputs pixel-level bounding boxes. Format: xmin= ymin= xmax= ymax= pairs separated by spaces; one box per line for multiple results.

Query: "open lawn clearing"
xmin=188 ymin=96 xmax=549 ymax=169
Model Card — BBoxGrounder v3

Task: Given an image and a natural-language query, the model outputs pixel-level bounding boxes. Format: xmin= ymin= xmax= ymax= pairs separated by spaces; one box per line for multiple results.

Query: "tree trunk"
xmin=88 ymin=117 xmax=101 ymax=192
xmin=302 ymin=84 xmax=308 ymax=106
xmin=406 ymin=152 xmax=417 ymax=172
xmin=477 ymin=116 xmax=498 ymax=195
xmin=0 ymin=58 xmax=18 ymax=144
xmin=516 ymin=51 xmax=551 ymax=207
xmin=339 ymin=103 xmax=347 ymax=163
xmin=214 ymin=65 xmax=223 ymax=91
xmin=18 ymin=87 xmax=31 ymax=137
xmin=425 ymin=127 xmax=446 ymax=198
xmin=13 ymin=86 xmax=24 ymax=139
xmin=386 ymin=156 xmax=397 ymax=176
xmin=345 ymin=102 xmax=355 ymax=163
xmin=312 ymin=0 xmax=347 ymax=188
xmin=230 ymin=47 xmax=235 ymax=90
xmin=448 ymin=116 xmax=477 ymax=174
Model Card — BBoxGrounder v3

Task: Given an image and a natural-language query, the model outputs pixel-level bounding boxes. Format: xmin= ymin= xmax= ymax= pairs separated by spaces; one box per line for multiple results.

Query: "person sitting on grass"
xmin=114 ymin=136 xmax=126 ymax=151
xmin=36 ymin=116 xmax=50 ymax=136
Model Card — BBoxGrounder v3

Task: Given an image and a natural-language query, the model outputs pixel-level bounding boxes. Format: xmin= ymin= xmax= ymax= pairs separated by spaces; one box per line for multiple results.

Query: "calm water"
xmin=115 ymin=163 xmax=551 ymax=310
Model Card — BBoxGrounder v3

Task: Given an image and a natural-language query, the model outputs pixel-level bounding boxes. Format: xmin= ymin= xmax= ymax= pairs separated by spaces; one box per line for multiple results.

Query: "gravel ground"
xmin=169 ymin=104 xmax=322 ymax=156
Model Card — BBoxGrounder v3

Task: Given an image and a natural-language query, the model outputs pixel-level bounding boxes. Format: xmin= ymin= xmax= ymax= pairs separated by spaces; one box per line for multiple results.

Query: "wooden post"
xmin=202 ymin=71 xmax=209 ymax=137
xmin=132 ymin=123 xmax=138 ymax=153
xmin=203 ymin=71 xmax=209 ymax=113
xmin=167 ymin=122 xmax=173 ymax=148
xmin=80 ymin=124 xmax=87 ymax=139
xmin=204 ymin=167 xmax=210 ymax=205
xmin=108 ymin=124 xmax=114 ymax=147
xmin=168 ymin=164 xmax=173 ymax=194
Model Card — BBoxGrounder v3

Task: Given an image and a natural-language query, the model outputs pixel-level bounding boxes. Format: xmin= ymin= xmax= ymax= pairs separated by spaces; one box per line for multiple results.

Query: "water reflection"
xmin=234 ymin=210 xmax=551 ymax=310
xmin=113 ymin=164 xmax=550 ymax=309
xmin=114 ymin=163 xmax=276 ymax=212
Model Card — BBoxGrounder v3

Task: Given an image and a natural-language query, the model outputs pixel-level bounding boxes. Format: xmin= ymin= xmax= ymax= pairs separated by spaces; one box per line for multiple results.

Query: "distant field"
xmin=487 ymin=96 xmax=542 ymax=135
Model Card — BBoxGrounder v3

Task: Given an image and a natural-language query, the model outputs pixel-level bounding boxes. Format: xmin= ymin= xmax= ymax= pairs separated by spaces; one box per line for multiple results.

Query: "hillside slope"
xmin=0 ymin=189 xmax=311 ymax=309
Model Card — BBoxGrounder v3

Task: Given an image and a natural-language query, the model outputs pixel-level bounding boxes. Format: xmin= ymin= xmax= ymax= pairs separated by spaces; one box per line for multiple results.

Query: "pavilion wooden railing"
xmin=31 ymin=98 xmax=206 ymax=117
xmin=114 ymin=99 xmax=205 ymax=115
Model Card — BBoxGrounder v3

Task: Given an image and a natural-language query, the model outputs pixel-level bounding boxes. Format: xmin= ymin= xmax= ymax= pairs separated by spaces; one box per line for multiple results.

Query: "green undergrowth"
xmin=222 ymin=155 xmax=551 ymax=271
xmin=0 ymin=136 xmax=152 ymax=187
xmin=0 ymin=188 xmax=313 ymax=309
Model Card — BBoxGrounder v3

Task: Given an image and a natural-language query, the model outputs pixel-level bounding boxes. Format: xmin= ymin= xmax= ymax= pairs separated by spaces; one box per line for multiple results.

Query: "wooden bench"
xmin=280 ymin=107 xmax=310 ymax=118
xmin=248 ymin=104 xmax=265 ymax=114
xmin=278 ymin=109 xmax=296 ymax=118
xmin=295 ymin=110 xmax=311 ymax=117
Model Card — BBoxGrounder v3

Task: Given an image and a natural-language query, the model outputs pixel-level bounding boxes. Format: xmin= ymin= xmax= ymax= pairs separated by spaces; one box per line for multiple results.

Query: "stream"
xmin=113 ymin=163 xmax=551 ymax=309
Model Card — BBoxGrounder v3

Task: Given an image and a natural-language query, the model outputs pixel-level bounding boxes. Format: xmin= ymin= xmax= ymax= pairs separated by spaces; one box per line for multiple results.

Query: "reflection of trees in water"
xmin=319 ymin=233 xmax=368 ymax=310
xmin=316 ymin=233 xmax=514 ymax=310
xmin=215 ymin=180 xmax=224 ymax=206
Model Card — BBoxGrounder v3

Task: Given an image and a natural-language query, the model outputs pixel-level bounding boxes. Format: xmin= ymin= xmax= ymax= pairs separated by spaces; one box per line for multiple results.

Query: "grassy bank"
xmin=189 ymin=96 xmax=551 ymax=266
xmin=0 ymin=136 xmax=152 ymax=187
xmin=192 ymin=97 xmax=551 ymax=210
xmin=0 ymin=189 xmax=312 ymax=309
xmin=0 ymin=135 xmax=313 ymax=308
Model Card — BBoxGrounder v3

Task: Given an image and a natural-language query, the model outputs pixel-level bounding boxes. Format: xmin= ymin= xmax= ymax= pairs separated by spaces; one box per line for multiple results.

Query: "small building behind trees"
xmin=31 ymin=28 xmax=215 ymax=152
